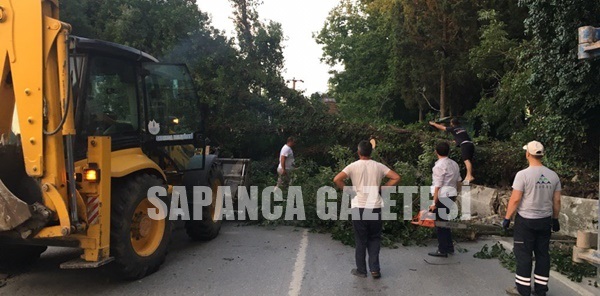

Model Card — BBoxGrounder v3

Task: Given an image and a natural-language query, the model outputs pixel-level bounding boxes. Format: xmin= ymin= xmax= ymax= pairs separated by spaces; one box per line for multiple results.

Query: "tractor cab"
xmin=69 ymin=37 xmax=206 ymax=176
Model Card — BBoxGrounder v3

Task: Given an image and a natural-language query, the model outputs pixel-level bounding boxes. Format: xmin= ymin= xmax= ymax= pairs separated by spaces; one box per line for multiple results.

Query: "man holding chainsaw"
xmin=428 ymin=141 xmax=462 ymax=258
xmin=503 ymin=141 xmax=561 ymax=296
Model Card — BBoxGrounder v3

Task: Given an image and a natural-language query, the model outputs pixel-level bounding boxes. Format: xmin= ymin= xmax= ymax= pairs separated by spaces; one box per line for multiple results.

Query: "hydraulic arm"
xmin=0 ymin=0 xmax=78 ymax=236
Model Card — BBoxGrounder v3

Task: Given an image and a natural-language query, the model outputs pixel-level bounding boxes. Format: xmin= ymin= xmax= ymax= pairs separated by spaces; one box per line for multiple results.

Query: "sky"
xmin=196 ymin=0 xmax=339 ymax=95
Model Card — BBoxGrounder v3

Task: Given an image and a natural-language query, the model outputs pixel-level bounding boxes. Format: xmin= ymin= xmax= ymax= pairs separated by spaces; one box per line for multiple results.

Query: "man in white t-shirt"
xmin=276 ymin=137 xmax=296 ymax=188
xmin=334 ymin=141 xmax=401 ymax=279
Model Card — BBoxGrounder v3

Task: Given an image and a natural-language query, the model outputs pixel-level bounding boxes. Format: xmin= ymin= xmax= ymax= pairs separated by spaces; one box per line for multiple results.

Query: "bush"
xmin=472 ymin=140 xmax=525 ymax=188
xmin=245 ymin=119 xmax=596 ymax=248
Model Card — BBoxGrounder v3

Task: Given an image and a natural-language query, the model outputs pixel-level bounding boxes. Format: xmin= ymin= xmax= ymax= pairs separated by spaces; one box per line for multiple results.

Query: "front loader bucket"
xmin=0 ymin=179 xmax=31 ymax=231
xmin=0 ymin=145 xmax=40 ymax=232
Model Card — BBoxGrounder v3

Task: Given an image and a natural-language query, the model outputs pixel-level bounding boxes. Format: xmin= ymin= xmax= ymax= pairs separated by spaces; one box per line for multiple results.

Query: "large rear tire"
xmin=110 ymin=174 xmax=172 ymax=280
xmin=185 ymin=163 xmax=224 ymax=241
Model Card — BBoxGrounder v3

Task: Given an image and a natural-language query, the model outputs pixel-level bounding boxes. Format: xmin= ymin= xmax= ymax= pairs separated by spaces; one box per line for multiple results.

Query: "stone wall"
xmin=558 ymin=195 xmax=598 ymax=237
xmin=464 ymin=185 xmax=598 ymax=237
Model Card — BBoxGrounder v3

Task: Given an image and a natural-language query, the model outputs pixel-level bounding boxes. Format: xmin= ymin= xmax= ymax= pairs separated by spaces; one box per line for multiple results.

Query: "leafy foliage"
xmin=474 ymin=242 xmax=597 ymax=283
xmin=317 ymin=0 xmax=599 ymax=194
xmin=249 ymin=143 xmax=434 ymax=247
xmin=550 ymin=243 xmax=597 ymax=282
xmin=62 ymin=0 xmax=208 ymax=58
xmin=473 ymin=242 xmax=517 ymax=272
xmin=315 ymin=0 xmax=403 ymax=121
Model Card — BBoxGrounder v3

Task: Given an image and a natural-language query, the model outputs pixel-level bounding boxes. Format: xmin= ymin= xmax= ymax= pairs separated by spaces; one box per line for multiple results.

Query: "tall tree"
xmin=316 ymin=0 xmax=402 ymax=122
xmin=518 ymin=0 xmax=600 ymax=162
xmin=61 ymin=0 xmax=208 ymax=58
xmin=400 ymin=0 xmax=479 ymax=117
xmin=468 ymin=9 xmax=526 ymax=139
xmin=230 ymin=0 xmax=286 ymax=97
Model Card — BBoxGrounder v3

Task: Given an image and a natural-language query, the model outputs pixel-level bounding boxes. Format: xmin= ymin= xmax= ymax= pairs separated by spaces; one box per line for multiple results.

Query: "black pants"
xmin=351 ymin=208 xmax=382 ymax=274
xmin=435 ymin=196 xmax=456 ymax=254
xmin=460 ymin=142 xmax=475 ymax=161
xmin=513 ymin=214 xmax=552 ymax=296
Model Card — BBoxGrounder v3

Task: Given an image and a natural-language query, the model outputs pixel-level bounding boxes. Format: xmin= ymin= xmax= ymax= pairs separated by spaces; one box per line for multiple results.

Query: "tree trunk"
xmin=440 ymin=64 xmax=446 ymax=118
xmin=418 ymin=105 xmax=424 ymax=122
xmin=440 ymin=13 xmax=448 ymax=118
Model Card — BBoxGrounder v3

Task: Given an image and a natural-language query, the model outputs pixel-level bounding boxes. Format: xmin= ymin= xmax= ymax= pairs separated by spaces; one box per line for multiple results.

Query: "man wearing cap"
xmin=503 ymin=141 xmax=562 ymax=296
xmin=429 ymin=118 xmax=475 ymax=184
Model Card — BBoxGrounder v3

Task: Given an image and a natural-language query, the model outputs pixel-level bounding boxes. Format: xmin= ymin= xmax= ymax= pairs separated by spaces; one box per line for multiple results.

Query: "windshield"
xmin=143 ymin=64 xmax=202 ymax=137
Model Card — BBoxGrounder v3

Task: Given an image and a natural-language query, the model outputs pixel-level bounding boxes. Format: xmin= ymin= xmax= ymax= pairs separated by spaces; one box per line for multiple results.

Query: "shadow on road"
xmin=0 ymin=223 xmax=227 ymax=290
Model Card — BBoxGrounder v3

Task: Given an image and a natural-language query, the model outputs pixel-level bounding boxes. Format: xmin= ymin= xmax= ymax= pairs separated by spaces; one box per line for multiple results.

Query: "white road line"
xmin=288 ymin=229 xmax=309 ymax=296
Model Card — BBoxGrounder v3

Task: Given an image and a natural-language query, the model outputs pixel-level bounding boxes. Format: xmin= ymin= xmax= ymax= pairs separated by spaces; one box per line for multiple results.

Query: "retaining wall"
xmin=465 ymin=185 xmax=598 ymax=237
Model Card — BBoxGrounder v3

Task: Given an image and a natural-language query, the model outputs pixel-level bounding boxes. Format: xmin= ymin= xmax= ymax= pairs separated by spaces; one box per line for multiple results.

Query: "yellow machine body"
xmin=0 ymin=0 xmax=166 ymax=266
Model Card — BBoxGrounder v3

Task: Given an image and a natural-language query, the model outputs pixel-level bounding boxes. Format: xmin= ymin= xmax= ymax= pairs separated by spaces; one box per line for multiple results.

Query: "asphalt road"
xmin=0 ymin=223 xmax=585 ymax=296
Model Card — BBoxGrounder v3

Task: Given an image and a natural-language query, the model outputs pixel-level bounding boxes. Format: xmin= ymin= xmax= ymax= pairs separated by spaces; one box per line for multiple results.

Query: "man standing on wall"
xmin=277 ymin=137 xmax=296 ymax=189
xmin=333 ymin=140 xmax=401 ymax=279
xmin=503 ymin=141 xmax=562 ymax=296
xmin=429 ymin=118 xmax=475 ymax=184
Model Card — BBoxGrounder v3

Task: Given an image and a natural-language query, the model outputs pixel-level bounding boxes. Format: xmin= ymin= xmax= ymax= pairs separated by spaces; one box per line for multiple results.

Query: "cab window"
xmin=82 ymin=56 xmax=139 ymax=137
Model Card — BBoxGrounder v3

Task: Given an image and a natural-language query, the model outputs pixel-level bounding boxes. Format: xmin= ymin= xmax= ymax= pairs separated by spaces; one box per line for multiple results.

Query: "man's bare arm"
xmin=280 ymin=155 xmax=287 ymax=174
xmin=552 ymin=191 xmax=561 ymax=219
xmin=333 ymin=172 xmax=348 ymax=190
xmin=384 ymin=170 xmax=401 ymax=187
xmin=429 ymin=121 xmax=447 ymax=131
xmin=504 ymin=189 xmax=524 ymax=219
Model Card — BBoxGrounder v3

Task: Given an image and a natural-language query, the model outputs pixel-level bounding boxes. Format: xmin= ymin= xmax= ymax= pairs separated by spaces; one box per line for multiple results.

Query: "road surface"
xmin=0 ymin=223 xmax=587 ymax=295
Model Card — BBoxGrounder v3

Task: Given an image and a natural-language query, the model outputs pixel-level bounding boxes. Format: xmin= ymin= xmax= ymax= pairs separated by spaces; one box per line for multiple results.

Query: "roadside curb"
xmin=494 ymin=236 xmax=595 ymax=296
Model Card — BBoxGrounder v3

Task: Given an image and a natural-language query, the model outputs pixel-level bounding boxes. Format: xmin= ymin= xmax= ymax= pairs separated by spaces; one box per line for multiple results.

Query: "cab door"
xmin=141 ymin=63 xmax=205 ymax=177
xmin=75 ymin=55 xmax=142 ymax=159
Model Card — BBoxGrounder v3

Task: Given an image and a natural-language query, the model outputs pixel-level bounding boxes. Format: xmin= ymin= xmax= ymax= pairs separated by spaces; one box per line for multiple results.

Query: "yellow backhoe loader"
xmin=0 ymin=0 xmax=228 ymax=279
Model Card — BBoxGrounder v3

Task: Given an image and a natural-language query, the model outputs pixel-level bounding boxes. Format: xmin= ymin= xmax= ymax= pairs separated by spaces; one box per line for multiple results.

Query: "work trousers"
xmin=513 ymin=214 xmax=552 ymax=296
xmin=351 ymin=208 xmax=382 ymax=274
xmin=276 ymin=168 xmax=292 ymax=189
xmin=435 ymin=196 xmax=456 ymax=254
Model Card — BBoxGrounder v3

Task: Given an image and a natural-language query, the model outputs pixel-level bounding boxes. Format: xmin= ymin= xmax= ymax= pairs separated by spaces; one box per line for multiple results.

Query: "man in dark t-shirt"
xmin=429 ymin=118 xmax=475 ymax=184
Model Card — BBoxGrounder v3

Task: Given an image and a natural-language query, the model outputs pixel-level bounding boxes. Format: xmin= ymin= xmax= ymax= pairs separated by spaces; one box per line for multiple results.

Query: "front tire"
xmin=110 ymin=174 xmax=172 ymax=280
xmin=185 ymin=163 xmax=224 ymax=241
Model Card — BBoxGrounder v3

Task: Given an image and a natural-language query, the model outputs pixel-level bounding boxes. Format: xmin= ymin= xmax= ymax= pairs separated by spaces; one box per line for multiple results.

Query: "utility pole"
xmin=288 ymin=77 xmax=304 ymax=90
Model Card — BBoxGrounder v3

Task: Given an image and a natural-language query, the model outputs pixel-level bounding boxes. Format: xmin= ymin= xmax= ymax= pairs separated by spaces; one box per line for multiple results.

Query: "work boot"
xmin=351 ymin=269 xmax=367 ymax=278
xmin=505 ymin=286 xmax=529 ymax=296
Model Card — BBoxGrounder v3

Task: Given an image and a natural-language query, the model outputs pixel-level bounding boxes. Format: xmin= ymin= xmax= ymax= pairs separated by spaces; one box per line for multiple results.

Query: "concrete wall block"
xmin=558 ymin=195 xmax=598 ymax=237
xmin=464 ymin=185 xmax=598 ymax=238
xmin=496 ymin=190 xmax=511 ymax=217
xmin=467 ymin=185 xmax=498 ymax=218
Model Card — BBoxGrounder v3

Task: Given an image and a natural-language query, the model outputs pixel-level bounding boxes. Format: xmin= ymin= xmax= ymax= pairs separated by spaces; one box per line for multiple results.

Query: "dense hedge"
xmin=244 ymin=117 xmax=597 ymax=247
